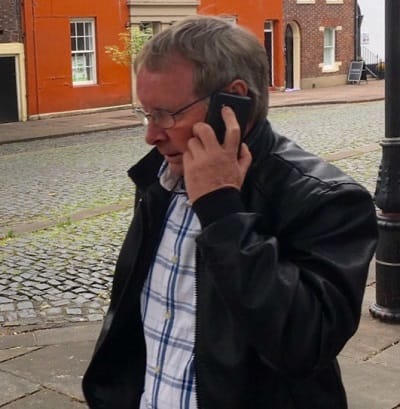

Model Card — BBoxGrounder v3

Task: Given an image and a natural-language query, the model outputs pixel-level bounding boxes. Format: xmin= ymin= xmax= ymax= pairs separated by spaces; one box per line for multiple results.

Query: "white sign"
xmin=362 ymin=32 xmax=370 ymax=45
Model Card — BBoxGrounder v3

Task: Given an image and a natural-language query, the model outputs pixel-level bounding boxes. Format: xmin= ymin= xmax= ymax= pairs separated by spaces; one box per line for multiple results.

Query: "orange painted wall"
xmin=22 ymin=0 xmax=131 ymax=116
xmin=198 ymin=0 xmax=285 ymax=87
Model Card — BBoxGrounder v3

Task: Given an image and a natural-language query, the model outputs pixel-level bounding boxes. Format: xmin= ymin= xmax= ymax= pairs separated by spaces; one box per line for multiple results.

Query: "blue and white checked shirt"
xmin=140 ymin=163 xmax=200 ymax=409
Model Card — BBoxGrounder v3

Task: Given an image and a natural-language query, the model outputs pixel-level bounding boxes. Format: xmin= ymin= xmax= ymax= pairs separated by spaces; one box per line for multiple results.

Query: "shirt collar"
xmin=158 ymin=161 xmax=186 ymax=193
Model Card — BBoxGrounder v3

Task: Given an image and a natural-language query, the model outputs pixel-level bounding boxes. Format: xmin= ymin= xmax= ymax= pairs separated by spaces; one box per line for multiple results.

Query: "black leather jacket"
xmin=83 ymin=119 xmax=377 ymax=409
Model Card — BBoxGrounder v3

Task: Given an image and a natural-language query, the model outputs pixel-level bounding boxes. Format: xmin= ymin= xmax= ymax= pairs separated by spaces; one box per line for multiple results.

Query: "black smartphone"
xmin=205 ymin=92 xmax=252 ymax=144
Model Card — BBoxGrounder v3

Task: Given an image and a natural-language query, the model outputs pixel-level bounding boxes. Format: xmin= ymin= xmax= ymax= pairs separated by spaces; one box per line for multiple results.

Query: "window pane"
xmin=76 ymin=37 xmax=84 ymax=51
xmin=326 ymin=30 xmax=334 ymax=46
xmin=77 ymin=23 xmax=84 ymax=36
xmin=85 ymin=36 xmax=93 ymax=50
xmin=85 ymin=22 xmax=92 ymax=36
xmin=323 ymin=28 xmax=335 ymax=66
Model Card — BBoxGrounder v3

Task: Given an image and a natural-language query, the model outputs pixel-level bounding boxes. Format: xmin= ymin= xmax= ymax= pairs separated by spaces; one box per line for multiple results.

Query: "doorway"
xmin=0 ymin=57 xmax=18 ymax=123
xmin=285 ymin=25 xmax=294 ymax=89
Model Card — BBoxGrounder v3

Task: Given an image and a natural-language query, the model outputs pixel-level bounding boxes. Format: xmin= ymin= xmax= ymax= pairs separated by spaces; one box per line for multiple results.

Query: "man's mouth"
xmin=164 ymin=152 xmax=182 ymax=161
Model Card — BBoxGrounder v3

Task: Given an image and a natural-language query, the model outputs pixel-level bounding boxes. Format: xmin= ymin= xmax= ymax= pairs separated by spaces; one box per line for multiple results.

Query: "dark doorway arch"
xmin=285 ymin=24 xmax=294 ymax=89
xmin=0 ymin=57 xmax=18 ymax=123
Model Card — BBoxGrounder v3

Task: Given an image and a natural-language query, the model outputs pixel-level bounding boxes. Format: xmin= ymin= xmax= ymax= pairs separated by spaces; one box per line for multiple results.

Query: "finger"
xmin=238 ymin=142 xmax=252 ymax=168
xmin=186 ymin=134 xmax=205 ymax=153
xmin=192 ymin=122 xmax=222 ymax=150
xmin=221 ymin=106 xmax=241 ymax=155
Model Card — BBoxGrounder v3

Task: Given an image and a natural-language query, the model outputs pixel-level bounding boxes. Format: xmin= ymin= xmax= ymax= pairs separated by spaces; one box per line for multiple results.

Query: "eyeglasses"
xmin=134 ymin=93 xmax=211 ymax=129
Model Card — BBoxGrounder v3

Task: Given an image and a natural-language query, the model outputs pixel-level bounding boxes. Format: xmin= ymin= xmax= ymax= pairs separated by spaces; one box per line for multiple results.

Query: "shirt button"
xmin=154 ymin=366 xmax=161 ymax=375
xmin=171 ymin=255 xmax=178 ymax=264
xmin=165 ymin=310 xmax=171 ymax=320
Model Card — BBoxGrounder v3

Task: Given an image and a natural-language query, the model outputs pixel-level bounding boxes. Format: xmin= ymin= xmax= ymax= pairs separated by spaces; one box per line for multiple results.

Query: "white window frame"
xmin=70 ymin=18 xmax=97 ymax=86
xmin=319 ymin=26 xmax=342 ymax=72
xmin=326 ymin=0 xmax=343 ymax=3
xmin=296 ymin=0 xmax=315 ymax=3
xmin=323 ymin=27 xmax=335 ymax=68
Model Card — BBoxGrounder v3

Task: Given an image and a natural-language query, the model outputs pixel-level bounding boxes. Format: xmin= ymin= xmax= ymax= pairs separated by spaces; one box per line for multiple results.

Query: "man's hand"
xmin=183 ymin=106 xmax=252 ymax=204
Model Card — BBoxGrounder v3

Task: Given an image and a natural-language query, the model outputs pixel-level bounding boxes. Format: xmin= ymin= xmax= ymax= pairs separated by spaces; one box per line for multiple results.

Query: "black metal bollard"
xmin=369 ymin=0 xmax=400 ymax=323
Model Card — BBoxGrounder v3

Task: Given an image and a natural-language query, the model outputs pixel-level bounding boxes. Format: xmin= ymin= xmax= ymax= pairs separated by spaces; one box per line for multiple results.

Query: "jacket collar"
xmin=128 ymin=147 xmax=164 ymax=191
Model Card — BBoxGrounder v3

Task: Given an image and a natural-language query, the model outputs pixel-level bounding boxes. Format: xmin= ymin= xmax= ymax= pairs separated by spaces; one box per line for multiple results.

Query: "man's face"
xmin=136 ymin=57 xmax=208 ymax=177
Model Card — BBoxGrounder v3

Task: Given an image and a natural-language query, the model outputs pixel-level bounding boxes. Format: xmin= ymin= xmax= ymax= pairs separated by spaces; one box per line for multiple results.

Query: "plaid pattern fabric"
xmin=140 ymin=164 xmax=199 ymax=409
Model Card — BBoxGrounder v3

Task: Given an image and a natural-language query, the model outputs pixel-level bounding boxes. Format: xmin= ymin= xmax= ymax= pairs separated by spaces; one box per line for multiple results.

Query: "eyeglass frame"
xmin=133 ymin=92 xmax=213 ymax=129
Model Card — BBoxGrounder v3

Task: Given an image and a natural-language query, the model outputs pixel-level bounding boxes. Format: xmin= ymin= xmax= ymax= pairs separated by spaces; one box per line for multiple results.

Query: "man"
xmin=83 ymin=16 xmax=377 ymax=409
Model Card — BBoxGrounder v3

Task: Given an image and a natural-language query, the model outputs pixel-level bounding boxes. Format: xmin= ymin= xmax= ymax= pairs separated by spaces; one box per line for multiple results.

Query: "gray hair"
xmin=134 ymin=15 xmax=269 ymax=121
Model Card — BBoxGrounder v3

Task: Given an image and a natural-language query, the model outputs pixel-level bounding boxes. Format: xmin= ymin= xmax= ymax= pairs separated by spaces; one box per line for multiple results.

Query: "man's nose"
xmin=144 ymin=123 xmax=168 ymax=146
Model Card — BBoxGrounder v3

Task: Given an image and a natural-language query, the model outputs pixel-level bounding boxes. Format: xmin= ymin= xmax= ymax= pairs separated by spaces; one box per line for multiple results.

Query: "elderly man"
xmin=83 ymin=16 xmax=377 ymax=409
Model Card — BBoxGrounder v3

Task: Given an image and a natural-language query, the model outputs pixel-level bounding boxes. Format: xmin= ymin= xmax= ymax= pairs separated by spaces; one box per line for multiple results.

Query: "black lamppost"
xmin=369 ymin=0 xmax=400 ymax=323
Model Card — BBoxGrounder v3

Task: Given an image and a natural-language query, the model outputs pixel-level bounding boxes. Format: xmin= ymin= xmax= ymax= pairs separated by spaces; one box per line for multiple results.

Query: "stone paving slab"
xmin=370 ymin=342 xmax=400 ymax=368
xmin=0 ymin=346 xmax=40 ymax=362
xmin=0 ymin=341 xmax=94 ymax=402
xmin=339 ymin=355 xmax=400 ymax=409
xmin=0 ymin=370 xmax=40 ymax=406
xmin=342 ymin=285 xmax=400 ymax=361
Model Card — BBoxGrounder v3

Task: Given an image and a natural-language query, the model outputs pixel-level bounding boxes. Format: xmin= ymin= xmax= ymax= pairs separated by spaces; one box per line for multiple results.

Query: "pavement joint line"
xmin=0 ymin=123 xmax=141 ymax=146
xmin=362 ymin=339 xmax=400 ymax=362
xmin=322 ymin=142 xmax=380 ymax=162
xmin=0 ymin=388 xmax=42 ymax=408
xmin=41 ymin=384 xmax=87 ymax=404
xmin=0 ymin=199 xmax=133 ymax=240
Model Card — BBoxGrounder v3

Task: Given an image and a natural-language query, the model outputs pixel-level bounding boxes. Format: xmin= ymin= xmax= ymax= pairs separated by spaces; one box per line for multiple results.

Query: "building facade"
xmin=199 ymin=0 xmax=356 ymax=89
xmin=198 ymin=0 xmax=285 ymax=89
xmin=2 ymin=0 xmax=357 ymax=122
xmin=126 ymin=0 xmax=199 ymax=103
xmin=22 ymin=0 xmax=132 ymax=119
xmin=0 ymin=0 xmax=27 ymax=122
xmin=284 ymin=0 xmax=356 ymax=89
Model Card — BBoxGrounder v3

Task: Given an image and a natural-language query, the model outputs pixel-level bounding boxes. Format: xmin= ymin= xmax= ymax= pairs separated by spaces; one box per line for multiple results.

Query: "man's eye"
xmin=155 ymin=111 xmax=169 ymax=120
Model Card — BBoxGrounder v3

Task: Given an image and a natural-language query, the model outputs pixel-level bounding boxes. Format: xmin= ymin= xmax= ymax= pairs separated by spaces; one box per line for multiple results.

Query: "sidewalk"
xmin=1 ymin=263 xmax=399 ymax=409
xmin=0 ymin=79 xmax=385 ymax=145
xmin=1 ymin=78 xmax=398 ymax=409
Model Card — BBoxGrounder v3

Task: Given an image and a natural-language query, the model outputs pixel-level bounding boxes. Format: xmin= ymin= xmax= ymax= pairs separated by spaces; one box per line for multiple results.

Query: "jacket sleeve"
xmin=192 ymin=184 xmax=378 ymax=378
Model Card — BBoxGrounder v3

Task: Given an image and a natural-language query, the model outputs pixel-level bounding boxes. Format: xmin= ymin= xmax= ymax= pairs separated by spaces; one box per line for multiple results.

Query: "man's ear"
xmin=226 ymin=79 xmax=248 ymax=96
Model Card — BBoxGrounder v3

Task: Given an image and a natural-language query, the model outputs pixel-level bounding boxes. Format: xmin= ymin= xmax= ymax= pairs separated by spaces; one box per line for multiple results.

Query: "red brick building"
xmin=284 ymin=0 xmax=356 ymax=89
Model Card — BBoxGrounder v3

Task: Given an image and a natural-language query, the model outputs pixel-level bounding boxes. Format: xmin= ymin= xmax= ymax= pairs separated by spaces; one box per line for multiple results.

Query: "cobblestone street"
xmin=0 ymin=101 xmax=384 ymax=329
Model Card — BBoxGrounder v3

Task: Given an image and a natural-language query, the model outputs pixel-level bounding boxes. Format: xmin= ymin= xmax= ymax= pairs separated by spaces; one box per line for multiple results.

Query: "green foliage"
xmin=105 ymin=27 xmax=152 ymax=66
